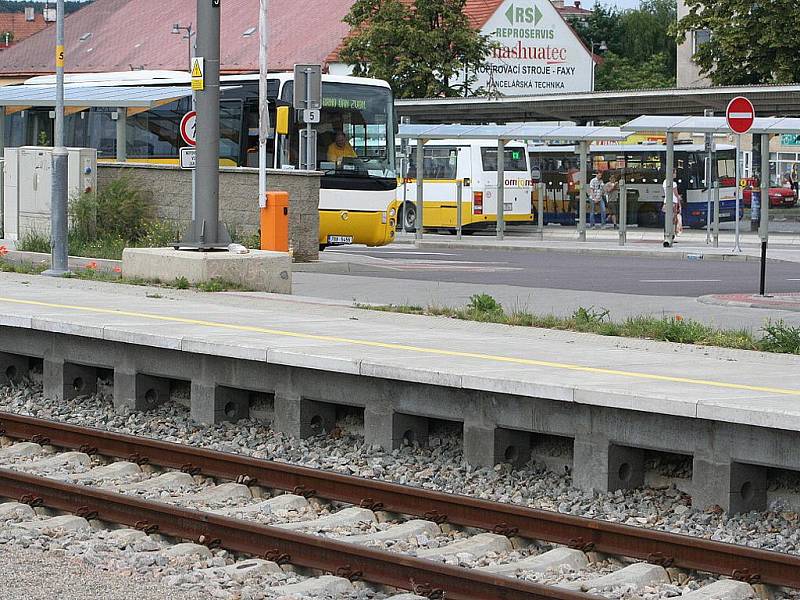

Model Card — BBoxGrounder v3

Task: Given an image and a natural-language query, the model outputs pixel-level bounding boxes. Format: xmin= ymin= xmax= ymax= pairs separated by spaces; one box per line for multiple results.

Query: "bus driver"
xmin=327 ymin=131 xmax=357 ymax=164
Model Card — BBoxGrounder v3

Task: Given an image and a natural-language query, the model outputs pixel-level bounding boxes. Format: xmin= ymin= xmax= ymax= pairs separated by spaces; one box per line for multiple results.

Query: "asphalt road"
xmin=323 ymin=246 xmax=800 ymax=297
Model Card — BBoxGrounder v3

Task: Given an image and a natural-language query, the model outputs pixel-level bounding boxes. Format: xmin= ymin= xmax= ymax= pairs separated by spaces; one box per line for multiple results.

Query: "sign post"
xmin=293 ymin=64 xmax=321 ymax=171
xmin=726 ymin=96 xmax=755 ymax=254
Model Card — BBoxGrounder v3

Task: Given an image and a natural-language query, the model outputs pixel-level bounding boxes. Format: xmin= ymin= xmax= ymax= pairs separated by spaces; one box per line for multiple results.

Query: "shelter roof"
xmin=623 ymin=115 xmax=800 ymax=135
xmin=396 ymin=85 xmax=800 ymax=123
xmin=0 ymin=84 xmax=193 ymax=108
xmin=398 ymin=123 xmax=627 ymax=142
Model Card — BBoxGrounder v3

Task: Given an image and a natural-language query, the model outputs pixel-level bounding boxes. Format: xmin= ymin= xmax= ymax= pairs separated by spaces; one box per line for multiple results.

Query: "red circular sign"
xmin=180 ymin=111 xmax=197 ymax=146
xmin=726 ymin=97 xmax=755 ymax=135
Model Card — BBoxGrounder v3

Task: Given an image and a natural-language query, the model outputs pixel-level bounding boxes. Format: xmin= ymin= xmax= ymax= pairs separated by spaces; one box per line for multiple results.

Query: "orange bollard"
xmin=260 ymin=191 xmax=289 ymax=252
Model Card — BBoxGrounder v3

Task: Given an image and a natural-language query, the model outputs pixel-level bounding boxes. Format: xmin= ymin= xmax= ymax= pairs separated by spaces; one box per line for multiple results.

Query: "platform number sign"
xmin=211 ymin=0 xmax=220 ymax=5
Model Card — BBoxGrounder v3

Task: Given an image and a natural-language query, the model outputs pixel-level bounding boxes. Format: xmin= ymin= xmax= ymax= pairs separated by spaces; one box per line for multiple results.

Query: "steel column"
xmin=577 ymin=141 xmax=587 ymax=241
xmin=664 ymin=132 xmax=674 ymax=247
xmin=115 ymin=109 xmax=127 ymax=162
xmin=415 ymin=139 xmax=424 ymax=242
xmin=496 ymin=139 xmax=505 ymax=240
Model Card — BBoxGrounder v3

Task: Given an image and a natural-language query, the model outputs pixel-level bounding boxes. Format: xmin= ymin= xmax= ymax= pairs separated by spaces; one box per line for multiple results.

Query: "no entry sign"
xmin=726 ymin=97 xmax=755 ymax=135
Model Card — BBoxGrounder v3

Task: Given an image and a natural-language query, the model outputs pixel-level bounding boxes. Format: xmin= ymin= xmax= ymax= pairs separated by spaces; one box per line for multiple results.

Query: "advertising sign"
xmin=472 ymin=0 xmax=593 ymax=96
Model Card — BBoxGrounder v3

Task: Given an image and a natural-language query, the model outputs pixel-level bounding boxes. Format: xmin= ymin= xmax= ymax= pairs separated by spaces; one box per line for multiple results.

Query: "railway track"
xmin=1 ymin=411 xmax=799 ymax=599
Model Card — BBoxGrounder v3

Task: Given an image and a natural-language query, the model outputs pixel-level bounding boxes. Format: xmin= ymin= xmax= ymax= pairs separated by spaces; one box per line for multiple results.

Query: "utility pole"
xmin=181 ymin=0 xmax=229 ymax=249
xmin=44 ymin=0 xmax=69 ymax=276
xmin=258 ymin=0 xmax=269 ymax=209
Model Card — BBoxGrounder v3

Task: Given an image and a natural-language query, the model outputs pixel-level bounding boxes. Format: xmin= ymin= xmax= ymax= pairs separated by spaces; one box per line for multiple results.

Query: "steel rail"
xmin=0 ymin=468 xmax=598 ymax=600
xmin=2 ymin=411 xmax=799 ymax=588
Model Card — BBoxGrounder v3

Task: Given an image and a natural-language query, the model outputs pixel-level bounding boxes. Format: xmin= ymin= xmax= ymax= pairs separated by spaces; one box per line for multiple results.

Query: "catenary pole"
xmin=258 ymin=0 xmax=269 ymax=208
xmin=186 ymin=0 xmax=228 ymax=248
xmin=44 ymin=0 xmax=69 ymax=276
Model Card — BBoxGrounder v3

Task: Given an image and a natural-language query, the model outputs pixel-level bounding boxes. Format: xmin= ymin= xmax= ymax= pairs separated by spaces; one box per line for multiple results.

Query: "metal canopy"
xmin=398 ymin=123 xmax=627 ymax=142
xmin=0 ymin=85 xmax=193 ymax=108
xmin=395 ymin=84 xmax=800 ymax=124
xmin=623 ymin=115 xmax=800 ymax=135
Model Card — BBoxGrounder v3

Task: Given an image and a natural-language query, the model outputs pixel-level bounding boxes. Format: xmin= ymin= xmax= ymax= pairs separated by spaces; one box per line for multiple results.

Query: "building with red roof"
xmin=0 ymin=0 xmax=595 ymax=94
xmin=0 ymin=7 xmax=52 ymax=51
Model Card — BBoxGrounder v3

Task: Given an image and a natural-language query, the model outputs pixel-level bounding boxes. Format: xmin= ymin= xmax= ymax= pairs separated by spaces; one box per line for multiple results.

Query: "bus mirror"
xmin=394 ymin=119 xmax=399 ymax=135
xmin=276 ymin=106 xmax=290 ymax=136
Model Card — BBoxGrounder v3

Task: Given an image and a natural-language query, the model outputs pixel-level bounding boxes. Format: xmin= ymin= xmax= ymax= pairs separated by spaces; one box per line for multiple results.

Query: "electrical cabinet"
xmin=2 ymin=146 xmax=97 ymax=241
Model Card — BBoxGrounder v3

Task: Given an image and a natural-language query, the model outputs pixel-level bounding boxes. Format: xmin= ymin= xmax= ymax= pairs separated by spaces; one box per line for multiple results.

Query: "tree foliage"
xmin=574 ymin=0 xmax=677 ymax=91
xmin=675 ymin=0 xmax=800 ymax=85
xmin=339 ymin=0 xmax=493 ymax=98
xmin=0 ymin=1 xmax=90 ymax=14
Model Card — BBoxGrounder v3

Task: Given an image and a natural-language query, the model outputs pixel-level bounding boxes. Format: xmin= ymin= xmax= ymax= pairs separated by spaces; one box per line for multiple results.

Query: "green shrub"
xmin=759 ymin=321 xmax=800 ymax=354
xmin=468 ymin=293 xmax=502 ymax=314
xmin=17 ymin=230 xmax=51 ymax=254
xmin=70 ymin=176 xmax=151 ymax=242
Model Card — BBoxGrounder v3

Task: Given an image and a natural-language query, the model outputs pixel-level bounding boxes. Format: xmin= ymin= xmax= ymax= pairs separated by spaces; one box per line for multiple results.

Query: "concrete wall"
xmin=97 ymin=163 xmax=321 ymax=262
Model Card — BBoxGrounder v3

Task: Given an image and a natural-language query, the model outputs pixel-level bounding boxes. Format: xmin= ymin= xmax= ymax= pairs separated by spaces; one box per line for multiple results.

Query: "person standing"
xmin=663 ymin=169 xmax=683 ymax=236
xmin=589 ymin=171 xmax=606 ymax=228
xmin=604 ymin=174 xmax=620 ymax=229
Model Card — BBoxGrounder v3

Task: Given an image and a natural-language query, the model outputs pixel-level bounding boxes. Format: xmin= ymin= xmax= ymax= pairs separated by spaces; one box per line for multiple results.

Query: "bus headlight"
xmin=381 ymin=211 xmax=387 ymax=224
xmin=389 ymin=208 xmax=397 ymax=217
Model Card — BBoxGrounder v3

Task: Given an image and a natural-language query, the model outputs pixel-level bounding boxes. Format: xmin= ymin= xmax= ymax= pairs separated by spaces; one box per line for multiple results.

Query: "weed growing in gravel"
xmin=361 ymin=295 xmax=797 ymax=355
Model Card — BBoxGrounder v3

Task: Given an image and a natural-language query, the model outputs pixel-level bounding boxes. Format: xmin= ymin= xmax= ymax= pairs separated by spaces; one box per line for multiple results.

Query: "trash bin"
xmin=260 ymin=191 xmax=289 ymax=252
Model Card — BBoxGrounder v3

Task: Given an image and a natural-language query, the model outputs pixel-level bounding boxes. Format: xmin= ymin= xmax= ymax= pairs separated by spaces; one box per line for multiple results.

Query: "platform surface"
xmin=1 ymin=272 xmax=799 ymax=432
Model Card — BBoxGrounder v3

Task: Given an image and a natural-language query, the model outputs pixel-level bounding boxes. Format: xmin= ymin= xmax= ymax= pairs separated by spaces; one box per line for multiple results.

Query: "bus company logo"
xmin=505 ymin=3 xmax=543 ymax=26
xmin=340 ymin=211 xmax=350 ymax=221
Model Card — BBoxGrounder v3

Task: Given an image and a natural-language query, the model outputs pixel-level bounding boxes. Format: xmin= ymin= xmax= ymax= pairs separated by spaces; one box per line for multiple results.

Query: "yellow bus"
xmin=11 ymin=71 xmax=399 ymax=248
xmin=397 ymin=139 xmax=533 ymax=233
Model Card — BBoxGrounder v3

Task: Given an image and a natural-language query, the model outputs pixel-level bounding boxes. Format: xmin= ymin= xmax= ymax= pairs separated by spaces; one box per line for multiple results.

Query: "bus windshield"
xmin=283 ymin=82 xmax=396 ymax=179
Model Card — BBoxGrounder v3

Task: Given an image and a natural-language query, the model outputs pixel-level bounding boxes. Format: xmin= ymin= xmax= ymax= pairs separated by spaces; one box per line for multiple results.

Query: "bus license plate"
xmin=328 ymin=235 xmax=353 ymax=245
xmin=719 ymin=212 xmax=731 ymax=218
xmin=503 ymin=202 xmax=513 ymax=211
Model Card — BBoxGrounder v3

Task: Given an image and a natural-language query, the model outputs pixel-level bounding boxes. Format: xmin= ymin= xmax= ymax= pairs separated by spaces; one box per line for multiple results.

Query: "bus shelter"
xmin=397 ymin=123 xmax=627 ymax=241
xmin=622 ymin=115 xmax=800 ymax=249
xmin=0 ymin=84 xmax=195 ymax=162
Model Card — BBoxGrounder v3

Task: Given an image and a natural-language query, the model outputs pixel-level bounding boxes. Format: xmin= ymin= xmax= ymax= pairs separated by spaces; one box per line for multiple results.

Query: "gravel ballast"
xmin=2 ymin=381 xmax=800 ymax=599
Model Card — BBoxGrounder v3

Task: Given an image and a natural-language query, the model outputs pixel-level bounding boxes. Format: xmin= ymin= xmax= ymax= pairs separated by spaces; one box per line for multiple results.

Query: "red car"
xmin=742 ymin=187 xmax=797 ymax=208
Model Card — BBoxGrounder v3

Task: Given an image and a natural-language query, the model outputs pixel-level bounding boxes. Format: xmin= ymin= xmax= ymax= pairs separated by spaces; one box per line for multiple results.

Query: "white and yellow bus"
xmin=10 ymin=71 xmax=399 ymax=248
xmin=397 ymin=139 xmax=533 ymax=233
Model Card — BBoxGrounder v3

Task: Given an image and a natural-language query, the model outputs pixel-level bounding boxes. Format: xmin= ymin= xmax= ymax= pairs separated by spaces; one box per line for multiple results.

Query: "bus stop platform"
xmin=0 ymin=272 xmax=799 ymax=513
xmin=394 ymin=228 xmax=800 ymax=264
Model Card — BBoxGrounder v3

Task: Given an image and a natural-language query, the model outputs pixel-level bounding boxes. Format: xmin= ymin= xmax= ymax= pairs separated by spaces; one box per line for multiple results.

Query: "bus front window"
xmin=282 ymin=82 xmax=396 ymax=179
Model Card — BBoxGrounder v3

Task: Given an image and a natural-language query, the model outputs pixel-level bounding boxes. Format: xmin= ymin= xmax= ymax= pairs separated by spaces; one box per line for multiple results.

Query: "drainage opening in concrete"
xmin=4 ymin=365 xmax=17 ymax=381
xmin=618 ymin=462 xmax=632 ymax=483
xmin=224 ymin=401 xmax=239 ymax=419
xmin=643 ymin=450 xmax=693 ymax=492
xmin=309 ymin=415 xmax=325 ymax=434
xmin=740 ymin=481 xmax=754 ymax=503
xmin=335 ymin=405 xmax=364 ymax=438
xmin=144 ymin=388 xmax=160 ymax=407
xmin=402 ymin=429 xmax=417 ymax=445
xmin=72 ymin=377 xmax=85 ymax=393
xmin=247 ymin=392 xmax=274 ymax=423
xmin=530 ymin=433 xmax=574 ymax=474
xmin=504 ymin=444 xmax=520 ymax=463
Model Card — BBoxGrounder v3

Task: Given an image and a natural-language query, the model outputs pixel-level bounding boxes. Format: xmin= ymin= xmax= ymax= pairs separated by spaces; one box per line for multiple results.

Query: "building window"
xmin=692 ymin=29 xmax=711 ymax=54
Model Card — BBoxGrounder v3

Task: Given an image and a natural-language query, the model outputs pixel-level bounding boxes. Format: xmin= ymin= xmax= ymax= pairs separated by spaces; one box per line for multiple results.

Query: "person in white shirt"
xmin=662 ymin=169 xmax=683 ymax=235
xmin=588 ymin=172 xmax=606 ymax=228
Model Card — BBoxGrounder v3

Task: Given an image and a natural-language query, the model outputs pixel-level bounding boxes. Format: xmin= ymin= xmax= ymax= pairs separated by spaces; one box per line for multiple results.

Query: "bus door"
xmin=480 ymin=145 xmax=533 ymax=220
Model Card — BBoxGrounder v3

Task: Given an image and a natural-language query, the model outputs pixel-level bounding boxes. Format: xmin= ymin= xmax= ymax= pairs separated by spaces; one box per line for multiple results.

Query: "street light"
xmin=589 ymin=39 xmax=607 ymax=92
xmin=171 ymin=22 xmax=194 ymax=71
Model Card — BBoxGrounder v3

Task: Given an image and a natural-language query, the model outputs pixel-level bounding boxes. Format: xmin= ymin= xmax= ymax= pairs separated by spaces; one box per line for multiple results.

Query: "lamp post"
xmin=171 ymin=23 xmax=195 ymax=70
xmin=589 ymin=39 xmax=607 ymax=92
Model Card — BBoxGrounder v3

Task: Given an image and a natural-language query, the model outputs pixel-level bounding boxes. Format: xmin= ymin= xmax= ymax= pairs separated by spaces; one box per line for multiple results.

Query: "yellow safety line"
xmin=1 ymin=296 xmax=798 ymax=397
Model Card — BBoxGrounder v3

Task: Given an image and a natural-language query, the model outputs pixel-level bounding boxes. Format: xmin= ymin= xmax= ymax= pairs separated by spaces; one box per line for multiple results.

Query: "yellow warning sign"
xmin=191 ymin=57 xmax=204 ymax=91
xmin=55 ymin=45 xmax=64 ymax=68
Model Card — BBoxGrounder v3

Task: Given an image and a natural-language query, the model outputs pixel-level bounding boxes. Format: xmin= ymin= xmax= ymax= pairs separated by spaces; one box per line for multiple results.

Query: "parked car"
xmin=742 ymin=187 xmax=797 ymax=208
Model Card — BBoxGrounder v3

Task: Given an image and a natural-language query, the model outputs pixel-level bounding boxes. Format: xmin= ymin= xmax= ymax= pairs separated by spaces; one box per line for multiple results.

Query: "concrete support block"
xmin=190 ymin=382 xmax=250 ymax=424
xmin=692 ymin=457 xmax=766 ymax=513
xmin=43 ymin=359 xmax=97 ymax=402
xmin=573 ymin=436 xmax=644 ymax=493
xmin=274 ymin=394 xmax=336 ymax=439
xmin=392 ymin=413 xmax=429 ymax=449
xmin=0 ymin=352 xmax=28 ymax=385
xmin=122 ymin=247 xmax=291 ymax=294
xmin=113 ymin=371 xmax=170 ymax=412
xmin=363 ymin=403 xmax=394 ymax=451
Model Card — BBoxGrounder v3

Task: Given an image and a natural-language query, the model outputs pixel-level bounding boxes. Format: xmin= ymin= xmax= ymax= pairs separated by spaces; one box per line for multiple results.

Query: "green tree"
xmin=339 ymin=0 xmax=493 ymax=98
xmin=574 ymin=1 xmax=676 ymax=91
xmin=675 ymin=0 xmax=800 ymax=85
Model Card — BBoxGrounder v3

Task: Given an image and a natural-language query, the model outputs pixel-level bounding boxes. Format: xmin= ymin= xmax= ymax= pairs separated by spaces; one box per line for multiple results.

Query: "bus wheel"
xmin=638 ymin=209 xmax=659 ymax=229
xmin=319 ymin=244 xmax=327 ymax=252
xmin=399 ymin=202 xmax=417 ymax=232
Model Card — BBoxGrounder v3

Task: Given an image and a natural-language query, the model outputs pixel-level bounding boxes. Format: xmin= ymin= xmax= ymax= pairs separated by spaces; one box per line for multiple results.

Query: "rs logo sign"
xmin=505 ymin=3 xmax=543 ymax=26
